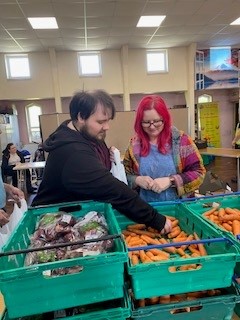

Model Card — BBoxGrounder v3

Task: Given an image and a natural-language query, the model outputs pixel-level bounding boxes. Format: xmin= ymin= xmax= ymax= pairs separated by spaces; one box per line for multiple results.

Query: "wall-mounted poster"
xmin=198 ymin=102 xmax=221 ymax=147
xmin=202 ymin=48 xmax=239 ymax=89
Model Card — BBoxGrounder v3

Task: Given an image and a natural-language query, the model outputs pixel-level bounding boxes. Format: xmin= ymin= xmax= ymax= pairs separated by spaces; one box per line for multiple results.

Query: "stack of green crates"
xmin=130 ymin=286 xmax=239 ymax=320
xmin=0 ymin=201 xmax=129 ymax=319
xmin=114 ymin=201 xmax=240 ymax=319
xmin=1 ymin=288 xmax=130 ymax=320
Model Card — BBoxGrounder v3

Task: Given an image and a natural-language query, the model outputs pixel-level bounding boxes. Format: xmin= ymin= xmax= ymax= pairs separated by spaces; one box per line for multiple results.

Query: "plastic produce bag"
xmin=110 ymin=148 xmax=128 ymax=185
xmin=0 ymin=223 xmax=10 ymax=251
xmin=7 ymin=201 xmax=24 ymax=233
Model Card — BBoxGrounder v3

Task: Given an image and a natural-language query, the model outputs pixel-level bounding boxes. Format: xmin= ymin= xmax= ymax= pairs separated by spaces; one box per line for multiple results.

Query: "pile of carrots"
xmin=134 ymin=288 xmax=222 ymax=312
xmin=202 ymin=206 xmax=240 ymax=235
xmin=122 ymin=215 xmax=207 ymax=268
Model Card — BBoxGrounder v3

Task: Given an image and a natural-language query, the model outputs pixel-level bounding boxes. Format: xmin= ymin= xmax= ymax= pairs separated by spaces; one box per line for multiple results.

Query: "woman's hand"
xmin=151 ymin=177 xmax=171 ymax=193
xmin=135 ymin=176 xmax=154 ymax=190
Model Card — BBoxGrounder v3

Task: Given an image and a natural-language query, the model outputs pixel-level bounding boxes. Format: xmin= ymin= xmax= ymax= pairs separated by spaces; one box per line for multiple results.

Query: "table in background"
xmin=199 ymin=148 xmax=240 ymax=191
xmin=13 ymin=161 xmax=46 ymax=192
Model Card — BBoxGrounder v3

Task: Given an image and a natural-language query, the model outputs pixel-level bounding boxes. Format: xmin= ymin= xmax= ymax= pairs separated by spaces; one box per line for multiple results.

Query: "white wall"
xmin=0 ymin=53 xmax=54 ymax=100
xmin=0 ymin=47 xmax=189 ymax=100
xmin=128 ymin=47 xmax=188 ymax=93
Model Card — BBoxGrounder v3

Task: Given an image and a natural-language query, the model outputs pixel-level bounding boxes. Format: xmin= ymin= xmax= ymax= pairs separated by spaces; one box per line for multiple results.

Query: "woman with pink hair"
xmin=123 ymin=95 xmax=206 ymax=202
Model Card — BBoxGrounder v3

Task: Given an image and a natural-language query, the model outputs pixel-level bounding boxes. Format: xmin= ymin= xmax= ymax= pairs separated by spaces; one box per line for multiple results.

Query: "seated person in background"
xmin=1 ymin=143 xmax=37 ymax=194
xmin=123 ymin=95 xmax=206 ymax=202
xmin=33 ymin=143 xmax=45 ymax=179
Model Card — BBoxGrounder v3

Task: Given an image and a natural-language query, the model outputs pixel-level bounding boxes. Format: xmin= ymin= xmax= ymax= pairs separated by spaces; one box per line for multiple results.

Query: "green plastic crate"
xmin=233 ymin=280 xmax=240 ymax=318
xmin=182 ymin=195 xmax=240 ymax=253
xmin=0 ymin=201 xmax=127 ymax=318
xmin=114 ymin=203 xmax=239 ymax=299
xmin=181 ymin=194 xmax=240 ymax=274
xmin=1 ymin=287 xmax=131 ymax=320
xmin=131 ymin=286 xmax=239 ymax=320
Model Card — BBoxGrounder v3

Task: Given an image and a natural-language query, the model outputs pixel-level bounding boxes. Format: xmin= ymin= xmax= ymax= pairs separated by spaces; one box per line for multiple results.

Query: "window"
xmin=78 ymin=52 xmax=102 ymax=76
xmin=198 ymin=94 xmax=212 ymax=103
xmin=5 ymin=54 xmax=30 ymax=79
xmin=26 ymin=104 xmax=42 ymax=143
xmin=146 ymin=50 xmax=168 ymax=73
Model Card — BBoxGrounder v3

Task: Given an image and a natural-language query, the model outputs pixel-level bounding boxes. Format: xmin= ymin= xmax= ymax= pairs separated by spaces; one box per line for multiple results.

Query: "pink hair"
xmin=134 ymin=95 xmax=172 ymax=156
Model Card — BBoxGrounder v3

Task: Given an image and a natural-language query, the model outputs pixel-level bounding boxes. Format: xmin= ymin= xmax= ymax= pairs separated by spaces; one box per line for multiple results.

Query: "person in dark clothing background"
xmin=33 ymin=143 xmax=45 ymax=179
xmin=32 ymin=89 xmax=172 ymax=234
xmin=1 ymin=143 xmax=37 ymax=194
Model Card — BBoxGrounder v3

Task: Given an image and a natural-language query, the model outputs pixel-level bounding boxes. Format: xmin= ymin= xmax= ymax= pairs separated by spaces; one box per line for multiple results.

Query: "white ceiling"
xmin=0 ymin=0 xmax=240 ymax=53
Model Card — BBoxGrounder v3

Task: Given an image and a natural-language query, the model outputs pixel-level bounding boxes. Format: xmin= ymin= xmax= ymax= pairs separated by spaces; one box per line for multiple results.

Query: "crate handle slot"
xmin=58 ymin=204 xmax=82 ymax=213
xmin=42 ymin=265 xmax=84 ymax=278
xmin=128 ymin=237 xmax=231 ymax=251
xmin=168 ymin=304 xmax=203 ymax=315
xmin=0 ymin=234 xmax=122 ymax=257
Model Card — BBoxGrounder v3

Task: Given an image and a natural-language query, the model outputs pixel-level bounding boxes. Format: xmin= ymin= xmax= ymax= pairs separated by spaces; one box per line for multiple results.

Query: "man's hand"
xmin=109 ymin=146 xmax=116 ymax=163
xmin=151 ymin=177 xmax=171 ymax=193
xmin=160 ymin=218 xmax=172 ymax=235
xmin=0 ymin=209 xmax=9 ymax=226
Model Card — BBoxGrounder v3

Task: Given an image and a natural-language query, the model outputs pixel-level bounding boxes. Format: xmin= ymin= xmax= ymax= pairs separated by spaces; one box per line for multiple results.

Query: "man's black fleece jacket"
xmin=32 ymin=120 xmax=166 ymax=231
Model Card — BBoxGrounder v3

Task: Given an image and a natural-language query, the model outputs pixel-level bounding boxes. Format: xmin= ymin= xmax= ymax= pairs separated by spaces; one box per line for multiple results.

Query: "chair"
xmin=20 ymin=150 xmax=37 ymax=186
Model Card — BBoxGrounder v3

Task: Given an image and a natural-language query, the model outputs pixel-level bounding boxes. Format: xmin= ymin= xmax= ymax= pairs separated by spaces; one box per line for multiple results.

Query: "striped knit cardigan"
xmin=123 ymin=126 xmax=206 ymax=198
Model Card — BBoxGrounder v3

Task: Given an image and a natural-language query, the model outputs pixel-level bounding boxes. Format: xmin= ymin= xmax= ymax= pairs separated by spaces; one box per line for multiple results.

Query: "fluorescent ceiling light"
xmin=137 ymin=15 xmax=166 ymax=27
xmin=230 ymin=17 xmax=240 ymax=25
xmin=28 ymin=17 xmax=58 ymax=29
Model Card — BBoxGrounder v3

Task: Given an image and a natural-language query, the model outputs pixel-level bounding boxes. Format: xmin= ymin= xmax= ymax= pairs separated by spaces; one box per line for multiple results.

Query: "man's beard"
xmin=80 ymin=125 xmax=106 ymax=144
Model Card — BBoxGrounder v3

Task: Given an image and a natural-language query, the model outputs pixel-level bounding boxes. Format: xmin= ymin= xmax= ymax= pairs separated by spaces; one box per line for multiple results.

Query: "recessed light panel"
xmin=230 ymin=17 xmax=240 ymax=25
xmin=28 ymin=17 xmax=58 ymax=29
xmin=137 ymin=15 xmax=166 ymax=27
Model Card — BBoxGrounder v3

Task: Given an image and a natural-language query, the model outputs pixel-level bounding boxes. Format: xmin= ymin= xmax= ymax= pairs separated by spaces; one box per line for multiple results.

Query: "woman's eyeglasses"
xmin=141 ymin=119 xmax=164 ymax=128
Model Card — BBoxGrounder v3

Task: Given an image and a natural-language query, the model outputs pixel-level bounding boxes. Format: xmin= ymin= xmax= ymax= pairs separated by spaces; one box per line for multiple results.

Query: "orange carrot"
xmin=232 ymin=220 xmax=240 ymax=236
xmin=149 ymin=248 xmax=170 ymax=258
xmin=128 ymin=224 xmax=146 ymax=230
xmin=222 ymin=214 xmax=240 ymax=221
xmin=150 ymin=297 xmax=159 ymax=305
xmin=171 ymin=219 xmax=179 ymax=228
xmin=151 ymin=255 xmax=169 ymax=261
xmin=218 ymin=208 xmax=225 ymax=220
xmin=145 ymin=251 xmax=155 ymax=260
xmin=222 ymin=223 xmax=232 ymax=232
xmin=127 ymin=228 xmax=157 ymax=238
xmin=176 ymin=248 xmax=185 ymax=256
xmin=159 ymin=238 xmax=176 ymax=253
xmin=188 ymin=245 xmax=201 ymax=255
xmin=168 ymin=226 xmax=181 ymax=239
xmin=139 ymin=299 xmax=145 ymax=307
xmin=181 ymin=234 xmax=194 ymax=250
xmin=225 ymin=207 xmax=240 ymax=215
xmin=131 ymin=254 xmax=139 ymax=265
xmin=139 ymin=250 xmax=147 ymax=263
xmin=203 ymin=207 xmax=217 ymax=216
xmin=140 ymin=235 xmax=160 ymax=245
xmin=194 ymin=232 xmax=207 ymax=256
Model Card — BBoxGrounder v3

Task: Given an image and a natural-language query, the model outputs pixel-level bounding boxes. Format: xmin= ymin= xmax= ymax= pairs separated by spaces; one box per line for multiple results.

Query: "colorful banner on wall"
xmin=198 ymin=102 xmax=221 ymax=147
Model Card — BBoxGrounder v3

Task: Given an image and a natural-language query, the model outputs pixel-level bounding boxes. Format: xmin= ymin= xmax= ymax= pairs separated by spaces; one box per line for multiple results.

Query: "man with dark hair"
xmin=32 ymin=90 xmax=172 ymax=234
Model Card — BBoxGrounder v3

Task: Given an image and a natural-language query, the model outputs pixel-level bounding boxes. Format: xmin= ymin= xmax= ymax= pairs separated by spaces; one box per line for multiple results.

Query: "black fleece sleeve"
xmin=62 ymin=147 xmax=166 ymax=231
